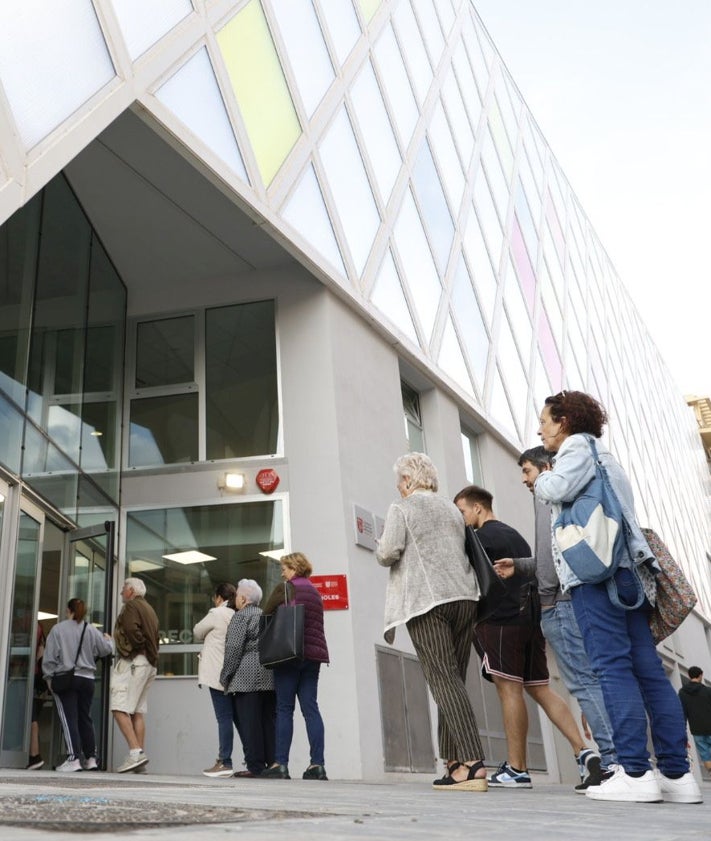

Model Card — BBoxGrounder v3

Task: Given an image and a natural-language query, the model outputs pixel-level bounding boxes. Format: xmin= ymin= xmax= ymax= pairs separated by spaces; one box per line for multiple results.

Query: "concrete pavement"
xmin=0 ymin=768 xmax=708 ymax=840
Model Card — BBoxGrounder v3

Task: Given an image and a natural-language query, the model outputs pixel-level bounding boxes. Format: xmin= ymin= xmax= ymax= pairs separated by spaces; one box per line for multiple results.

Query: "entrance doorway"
xmin=0 ymin=487 xmax=114 ymax=769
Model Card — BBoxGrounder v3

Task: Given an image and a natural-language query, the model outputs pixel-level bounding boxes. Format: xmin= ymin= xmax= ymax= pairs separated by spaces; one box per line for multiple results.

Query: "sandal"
xmin=432 ymin=760 xmax=488 ymax=792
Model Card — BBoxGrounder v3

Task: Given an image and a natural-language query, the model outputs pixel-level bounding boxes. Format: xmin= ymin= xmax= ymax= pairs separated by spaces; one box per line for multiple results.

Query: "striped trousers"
xmin=407 ymin=600 xmax=484 ymax=761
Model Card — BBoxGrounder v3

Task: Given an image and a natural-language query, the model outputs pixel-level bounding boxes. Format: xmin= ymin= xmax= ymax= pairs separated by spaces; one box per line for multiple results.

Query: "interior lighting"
xmin=162 ymin=550 xmax=217 ymax=565
xmin=218 ymin=472 xmax=246 ymax=491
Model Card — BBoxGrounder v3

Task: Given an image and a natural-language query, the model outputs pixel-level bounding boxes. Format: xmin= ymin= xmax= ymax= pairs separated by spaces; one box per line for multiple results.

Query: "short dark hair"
xmin=453 ymin=485 xmax=493 ymax=510
xmin=688 ymin=666 xmax=703 ymax=680
xmin=518 ymin=446 xmax=553 ymax=469
xmin=544 ymin=390 xmax=608 ymax=438
xmin=214 ymin=582 xmax=237 ymax=609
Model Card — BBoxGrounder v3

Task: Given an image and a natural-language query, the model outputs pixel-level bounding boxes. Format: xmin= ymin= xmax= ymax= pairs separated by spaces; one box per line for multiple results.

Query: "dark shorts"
xmin=473 ymin=621 xmax=549 ymax=685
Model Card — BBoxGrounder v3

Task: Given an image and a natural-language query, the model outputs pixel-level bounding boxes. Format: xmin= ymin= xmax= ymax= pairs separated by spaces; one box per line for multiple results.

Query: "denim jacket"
xmin=534 ymin=433 xmax=656 ymax=592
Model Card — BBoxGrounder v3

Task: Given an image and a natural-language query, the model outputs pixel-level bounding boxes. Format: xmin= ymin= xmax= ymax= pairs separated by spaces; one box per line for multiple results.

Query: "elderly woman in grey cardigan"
xmin=376 ymin=452 xmax=486 ymax=791
xmin=220 ymin=579 xmax=276 ymax=777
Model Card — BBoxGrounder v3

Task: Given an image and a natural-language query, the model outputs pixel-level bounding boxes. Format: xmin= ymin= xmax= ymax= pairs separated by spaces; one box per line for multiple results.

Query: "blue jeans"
xmin=571 ymin=568 xmax=688 ymax=775
xmin=540 ymin=600 xmax=617 ymax=768
xmin=273 ymin=659 xmax=324 ymax=767
xmin=209 ymin=687 xmax=236 ymax=767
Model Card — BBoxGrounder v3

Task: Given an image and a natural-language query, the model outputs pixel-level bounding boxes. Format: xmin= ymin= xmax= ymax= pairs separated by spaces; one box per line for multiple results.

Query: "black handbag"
xmin=51 ymin=621 xmax=87 ymax=694
xmin=464 ymin=527 xmax=506 ymax=624
xmin=258 ymin=586 xmax=305 ymax=669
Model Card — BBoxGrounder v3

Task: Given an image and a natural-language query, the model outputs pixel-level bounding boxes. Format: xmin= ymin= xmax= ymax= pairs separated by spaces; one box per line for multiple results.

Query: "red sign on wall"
xmin=310 ymin=574 xmax=349 ymax=611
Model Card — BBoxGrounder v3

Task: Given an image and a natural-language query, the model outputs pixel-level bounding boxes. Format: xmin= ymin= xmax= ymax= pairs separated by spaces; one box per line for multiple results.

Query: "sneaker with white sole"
xmin=116 ymin=752 xmax=149 ymax=773
xmin=202 ymin=761 xmax=234 ymax=778
xmin=26 ymin=755 xmax=44 ymax=770
xmin=488 ymin=761 xmax=532 ymax=788
xmin=586 ymin=764 xmax=662 ymax=802
xmin=655 ymin=770 xmax=703 ymax=804
xmin=82 ymin=757 xmax=99 ymax=771
xmin=57 ymin=758 xmax=82 ymax=773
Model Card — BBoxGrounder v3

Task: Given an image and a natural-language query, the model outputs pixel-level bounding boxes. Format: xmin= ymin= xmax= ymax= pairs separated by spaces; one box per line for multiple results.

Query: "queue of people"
xmin=32 ymin=390 xmax=704 ymax=802
xmin=376 ymin=390 xmax=703 ymax=804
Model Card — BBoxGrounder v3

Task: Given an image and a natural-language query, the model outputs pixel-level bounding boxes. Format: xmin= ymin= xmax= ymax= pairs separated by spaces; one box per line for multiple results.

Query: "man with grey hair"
xmin=109 ymin=577 xmax=159 ymax=773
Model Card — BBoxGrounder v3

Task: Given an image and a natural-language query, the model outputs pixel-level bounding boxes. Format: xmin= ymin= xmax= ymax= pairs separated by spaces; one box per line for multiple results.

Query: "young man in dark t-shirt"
xmin=454 ymin=485 xmax=594 ymax=789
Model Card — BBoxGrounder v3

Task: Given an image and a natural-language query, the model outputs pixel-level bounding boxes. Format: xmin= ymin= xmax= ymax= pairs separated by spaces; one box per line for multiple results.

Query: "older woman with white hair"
xmin=220 ymin=579 xmax=276 ymax=777
xmin=376 ymin=452 xmax=486 ymax=791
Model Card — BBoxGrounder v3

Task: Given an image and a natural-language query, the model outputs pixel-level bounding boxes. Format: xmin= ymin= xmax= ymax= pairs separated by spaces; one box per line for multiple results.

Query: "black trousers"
xmin=232 ymin=690 xmax=276 ymax=774
xmin=54 ymin=675 xmax=97 ymax=760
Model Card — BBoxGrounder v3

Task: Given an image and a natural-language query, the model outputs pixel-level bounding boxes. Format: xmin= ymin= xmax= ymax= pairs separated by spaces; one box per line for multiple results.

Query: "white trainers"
xmin=655 ymin=770 xmax=703 ymax=804
xmin=57 ymin=758 xmax=82 ymax=773
xmin=82 ymin=757 xmax=99 ymax=771
xmin=116 ymin=751 xmax=149 ymax=773
xmin=586 ymin=764 xmax=662 ymax=802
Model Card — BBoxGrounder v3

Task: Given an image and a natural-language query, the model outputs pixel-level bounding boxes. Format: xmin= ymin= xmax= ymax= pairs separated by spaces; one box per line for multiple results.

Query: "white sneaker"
xmin=116 ymin=751 xmax=149 ymax=773
xmin=586 ymin=764 xmax=662 ymax=802
xmin=57 ymin=758 xmax=82 ymax=773
xmin=655 ymin=770 xmax=703 ymax=804
xmin=82 ymin=757 xmax=99 ymax=771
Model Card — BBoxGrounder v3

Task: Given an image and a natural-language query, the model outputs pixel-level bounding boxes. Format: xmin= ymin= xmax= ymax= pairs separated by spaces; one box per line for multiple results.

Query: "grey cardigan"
xmin=376 ymin=490 xmax=480 ymax=643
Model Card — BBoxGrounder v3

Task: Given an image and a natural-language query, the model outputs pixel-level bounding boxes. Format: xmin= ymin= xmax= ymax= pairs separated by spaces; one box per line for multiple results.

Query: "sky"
xmin=472 ymin=0 xmax=711 ymax=400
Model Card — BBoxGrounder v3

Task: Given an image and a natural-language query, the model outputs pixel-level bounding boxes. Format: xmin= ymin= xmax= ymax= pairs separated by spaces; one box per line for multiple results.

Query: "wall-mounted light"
xmin=218 ymin=472 xmax=246 ymax=492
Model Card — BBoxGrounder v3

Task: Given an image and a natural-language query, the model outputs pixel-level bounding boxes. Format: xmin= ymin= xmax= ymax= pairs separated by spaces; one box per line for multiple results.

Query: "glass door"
xmin=66 ymin=522 xmax=115 ymax=768
xmin=0 ymin=496 xmax=44 ymax=767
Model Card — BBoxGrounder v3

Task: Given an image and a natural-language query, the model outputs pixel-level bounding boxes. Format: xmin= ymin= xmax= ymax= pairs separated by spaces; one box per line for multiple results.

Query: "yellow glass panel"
xmin=359 ymin=0 xmax=381 ymax=23
xmin=217 ymin=0 xmax=301 ymax=186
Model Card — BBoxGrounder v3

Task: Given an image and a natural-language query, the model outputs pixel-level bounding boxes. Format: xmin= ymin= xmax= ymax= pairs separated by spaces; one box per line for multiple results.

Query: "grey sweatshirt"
xmin=43 ymin=618 xmax=114 ymax=680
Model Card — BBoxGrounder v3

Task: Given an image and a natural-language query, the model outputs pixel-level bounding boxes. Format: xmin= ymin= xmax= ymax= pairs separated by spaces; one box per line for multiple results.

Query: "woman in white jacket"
xmin=193 ymin=582 xmax=236 ymax=778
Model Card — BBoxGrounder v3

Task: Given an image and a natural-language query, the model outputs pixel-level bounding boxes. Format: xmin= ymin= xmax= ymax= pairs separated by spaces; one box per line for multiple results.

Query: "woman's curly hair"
xmin=544 ymin=390 xmax=608 ymax=438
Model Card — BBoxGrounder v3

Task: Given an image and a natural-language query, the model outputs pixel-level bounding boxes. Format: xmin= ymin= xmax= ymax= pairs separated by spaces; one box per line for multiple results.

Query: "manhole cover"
xmin=0 ymin=794 xmax=294 ymax=832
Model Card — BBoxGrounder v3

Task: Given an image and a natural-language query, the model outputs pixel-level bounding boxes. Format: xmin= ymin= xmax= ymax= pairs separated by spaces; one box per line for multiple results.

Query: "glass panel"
xmin=0 ymin=194 xmax=40 ymax=405
xmin=135 ymin=316 xmax=194 ymax=388
xmin=462 ymin=210 xmax=498 ymax=329
xmin=451 ymin=257 xmax=489 ymax=391
xmin=439 ymin=317 xmax=473 ymax=396
xmin=0 ymin=392 xmax=23 ymax=473
xmin=0 ymin=0 xmax=114 ymax=148
xmin=125 ymin=501 xmax=285 ymax=675
xmin=281 ymin=164 xmax=346 ymax=276
xmin=1 ymin=510 xmax=39 ymax=754
xmin=393 ymin=189 xmax=441 ymax=342
xmin=217 ymin=0 xmax=301 ymax=186
xmin=370 ymin=250 xmax=419 ymax=345
xmin=205 ymin=301 xmax=279 ymax=460
xmin=373 ymin=23 xmax=419 ymax=151
xmin=461 ymin=429 xmax=482 ymax=484
xmin=319 ymin=107 xmax=380 ymax=276
xmin=350 ymin=59 xmax=402 ymax=204
xmin=271 ymin=0 xmax=335 ymax=116
xmin=27 ymin=176 xmax=91 ymax=444
xmin=412 ymin=139 xmax=454 ymax=274
xmin=22 ymin=424 xmax=79 ymax=517
xmin=129 ymin=393 xmax=199 ymax=467
xmin=401 ymin=382 xmax=425 ymax=452
xmin=315 ymin=0 xmax=361 ymax=67
xmin=392 ymin=0 xmax=432 ymax=105
xmin=412 ymin=0 xmax=444 ymax=67
xmin=428 ymin=102 xmax=464 ymax=217
xmin=441 ymin=65 xmax=476 ymax=168
xmin=156 ymin=48 xmax=248 ymax=182
xmin=111 ymin=0 xmax=192 ymax=60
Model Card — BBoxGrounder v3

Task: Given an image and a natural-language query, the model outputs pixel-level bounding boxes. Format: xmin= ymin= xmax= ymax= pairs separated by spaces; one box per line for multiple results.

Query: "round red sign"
xmin=256 ymin=468 xmax=280 ymax=494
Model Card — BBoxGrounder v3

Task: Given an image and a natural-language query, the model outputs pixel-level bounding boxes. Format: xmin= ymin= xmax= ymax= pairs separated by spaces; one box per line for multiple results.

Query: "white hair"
xmin=237 ymin=578 xmax=263 ymax=605
xmin=124 ymin=577 xmax=146 ymax=597
xmin=393 ymin=452 xmax=439 ymax=492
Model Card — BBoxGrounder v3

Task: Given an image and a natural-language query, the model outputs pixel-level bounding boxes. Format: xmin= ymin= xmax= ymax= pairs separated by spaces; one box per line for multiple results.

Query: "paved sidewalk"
xmin=0 ymin=769 xmax=708 ymax=840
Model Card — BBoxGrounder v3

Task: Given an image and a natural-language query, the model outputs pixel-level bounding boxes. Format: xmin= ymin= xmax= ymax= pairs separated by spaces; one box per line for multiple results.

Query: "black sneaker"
xmin=26 ymin=755 xmax=44 ymax=771
xmin=262 ymin=764 xmax=290 ymax=779
xmin=575 ymin=749 xmax=603 ymax=793
xmin=488 ymin=761 xmax=532 ymax=788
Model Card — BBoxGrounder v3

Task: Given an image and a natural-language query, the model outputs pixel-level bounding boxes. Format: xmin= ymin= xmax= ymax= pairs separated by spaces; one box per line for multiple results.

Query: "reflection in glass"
xmin=0 ymin=391 xmax=24 ymax=474
xmin=401 ymin=382 xmax=425 ymax=452
xmin=350 ymin=60 xmax=401 ymax=204
xmin=373 ymin=24 xmax=418 ymax=150
xmin=271 ymin=0 xmax=334 ymax=116
xmin=126 ymin=501 xmax=285 ymax=675
xmin=319 ymin=107 xmax=380 ymax=276
xmin=393 ymin=190 xmax=441 ymax=342
xmin=205 ymin=301 xmax=278 ymax=460
xmin=1 ymin=511 xmax=40 ymax=752
xmin=136 ymin=316 xmax=194 ymax=388
xmin=0 ymin=194 xmax=40 ymax=406
xmin=129 ymin=393 xmax=198 ymax=467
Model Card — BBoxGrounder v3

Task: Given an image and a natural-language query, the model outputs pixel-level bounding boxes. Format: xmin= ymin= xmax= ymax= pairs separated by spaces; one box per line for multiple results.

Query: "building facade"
xmin=0 ymin=0 xmax=709 ymax=780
